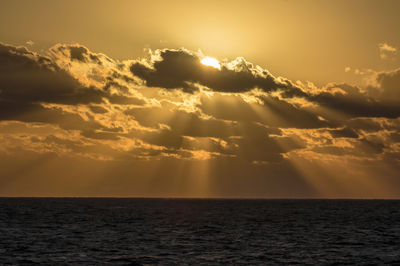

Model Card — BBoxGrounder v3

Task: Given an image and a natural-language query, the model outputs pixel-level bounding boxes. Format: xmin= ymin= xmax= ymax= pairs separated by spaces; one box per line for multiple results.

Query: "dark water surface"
xmin=1 ymin=198 xmax=400 ymax=265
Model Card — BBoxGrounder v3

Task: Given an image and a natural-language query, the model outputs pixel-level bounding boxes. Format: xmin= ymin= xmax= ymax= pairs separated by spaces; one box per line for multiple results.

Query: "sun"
xmin=201 ymin=56 xmax=221 ymax=69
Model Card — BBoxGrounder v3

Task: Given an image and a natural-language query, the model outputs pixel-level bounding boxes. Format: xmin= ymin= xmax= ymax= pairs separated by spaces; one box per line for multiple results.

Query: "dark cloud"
xmin=130 ymin=48 xmax=400 ymax=121
xmin=309 ymin=89 xmax=400 ymax=119
xmin=288 ymin=82 xmax=400 ymax=121
xmin=329 ymin=127 xmax=359 ymax=139
xmin=0 ymin=42 xmax=142 ymax=139
xmin=0 ymin=101 xmax=109 ymax=133
xmin=130 ymin=49 xmax=304 ymax=95
xmin=308 ymin=73 xmax=400 ymax=119
xmin=0 ymin=42 xmax=106 ymax=105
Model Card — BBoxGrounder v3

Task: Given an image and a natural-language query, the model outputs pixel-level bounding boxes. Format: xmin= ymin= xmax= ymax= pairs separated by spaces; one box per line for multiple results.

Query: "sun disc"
xmin=201 ymin=56 xmax=221 ymax=69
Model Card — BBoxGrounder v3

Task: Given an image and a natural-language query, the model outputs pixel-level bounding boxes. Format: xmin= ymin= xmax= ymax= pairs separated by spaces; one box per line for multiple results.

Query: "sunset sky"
xmin=1 ymin=0 xmax=400 ymax=198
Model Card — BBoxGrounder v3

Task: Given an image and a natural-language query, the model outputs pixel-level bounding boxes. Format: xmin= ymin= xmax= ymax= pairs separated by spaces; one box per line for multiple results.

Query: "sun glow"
xmin=201 ymin=56 xmax=221 ymax=69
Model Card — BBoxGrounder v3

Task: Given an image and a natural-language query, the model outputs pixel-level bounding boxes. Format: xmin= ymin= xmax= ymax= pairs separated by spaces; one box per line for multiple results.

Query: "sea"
xmin=0 ymin=198 xmax=399 ymax=265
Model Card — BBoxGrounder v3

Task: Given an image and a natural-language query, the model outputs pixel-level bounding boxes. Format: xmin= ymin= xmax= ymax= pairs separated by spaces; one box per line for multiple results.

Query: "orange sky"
xmin=0 ymin=1 xmax=400 ymax=198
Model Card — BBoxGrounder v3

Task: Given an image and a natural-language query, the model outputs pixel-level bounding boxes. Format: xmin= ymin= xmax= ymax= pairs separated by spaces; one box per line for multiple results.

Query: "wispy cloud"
xmin=379 ymin=42 xmax=397 ymax=59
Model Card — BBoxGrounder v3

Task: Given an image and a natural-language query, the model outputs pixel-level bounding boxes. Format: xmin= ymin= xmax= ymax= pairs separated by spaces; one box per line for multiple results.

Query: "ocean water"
xmin=0 ymin=198 xmax=400 ymax=265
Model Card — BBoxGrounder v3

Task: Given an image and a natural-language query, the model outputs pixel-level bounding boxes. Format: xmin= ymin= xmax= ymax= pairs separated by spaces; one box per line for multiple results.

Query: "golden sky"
xmin=0 ymin=0 xmax=400 ymax=198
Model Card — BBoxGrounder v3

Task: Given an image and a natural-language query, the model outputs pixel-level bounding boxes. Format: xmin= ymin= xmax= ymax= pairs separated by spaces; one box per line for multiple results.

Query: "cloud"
xmin=379 ymin=43 xmax=397 ymax=59
xmin=0 ymin=42 xmax=149 ymax=138
xmin=306 ymin=82 xmax=400 ymax=119
xmin=1 ymin=41 xmax=400 ymax=170
xmin=49 ymin=43 xmax=113 ymax=65
xmin=2 ymin=42 xmax=400 ymax=197
xmin=344 ymin=66 xmax=374 ymax=76
xmin=370 ymin=68 xmax=400 ymax=100
xmin=0 ymin=42 xmax=105 ymax=105
xmin=129 ymin=48 xmax=400 ymax=121
xmin=130 ymin=48 xmax=305 ymax=96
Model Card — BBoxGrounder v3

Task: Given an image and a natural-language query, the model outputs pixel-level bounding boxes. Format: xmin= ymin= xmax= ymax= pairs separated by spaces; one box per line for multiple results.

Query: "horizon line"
xmin=1 ymin=196 xmax=399 ymax=200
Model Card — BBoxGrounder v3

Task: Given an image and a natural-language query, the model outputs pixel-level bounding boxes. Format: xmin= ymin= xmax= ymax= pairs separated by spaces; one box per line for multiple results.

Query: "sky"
xmin=0 ymin=0 xmax=400 ymax=198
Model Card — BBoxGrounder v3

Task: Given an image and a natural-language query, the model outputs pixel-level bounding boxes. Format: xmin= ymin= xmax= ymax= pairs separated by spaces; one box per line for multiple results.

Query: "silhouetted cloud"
xmin=130 ymin=48 xmax=400 ymax=121
xmin=0 ymin=42 xmax=147 ymax=139
xmin=130 ymin=49 xmax=305 ymax=96
xmin=0 ymin=43 xmax=105 ymax=105
xmin=306 ymin=82 xmax=400 ymax=119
